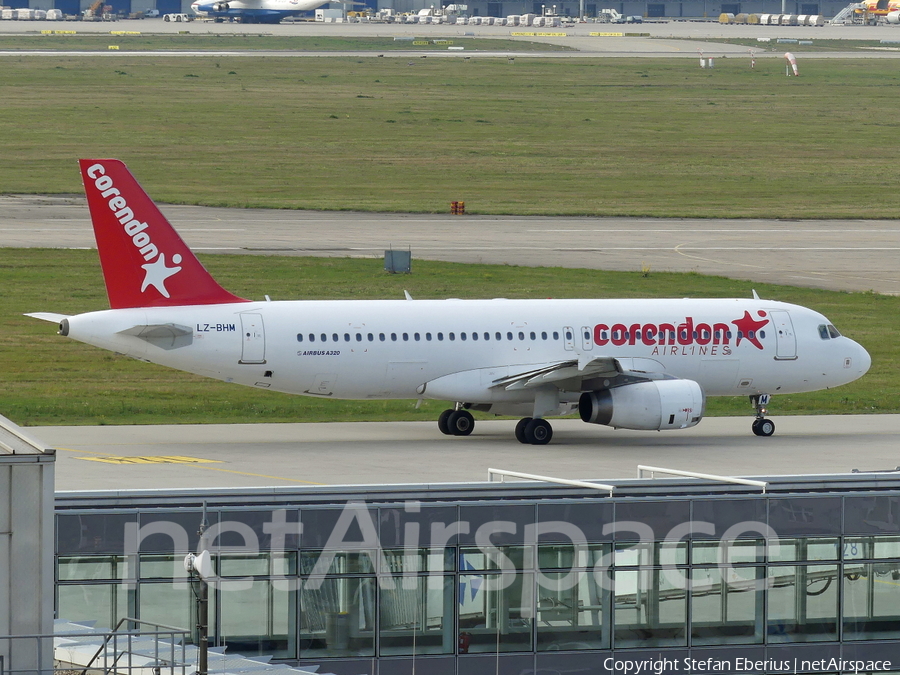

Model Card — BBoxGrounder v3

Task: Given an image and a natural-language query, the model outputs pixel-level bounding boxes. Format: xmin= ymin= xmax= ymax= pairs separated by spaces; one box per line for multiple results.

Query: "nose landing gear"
xmin=750 ymin=394 xmax=775 ymax=437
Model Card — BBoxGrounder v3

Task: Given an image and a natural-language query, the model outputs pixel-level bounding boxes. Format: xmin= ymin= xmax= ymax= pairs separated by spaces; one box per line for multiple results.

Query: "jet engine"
xmin=579 ymin=379 xmax=704 ymax=431
xmin=212 ymin=2 xmax=229 ymax=10
xmin=887 ymin=9 xmax=900 ymax=22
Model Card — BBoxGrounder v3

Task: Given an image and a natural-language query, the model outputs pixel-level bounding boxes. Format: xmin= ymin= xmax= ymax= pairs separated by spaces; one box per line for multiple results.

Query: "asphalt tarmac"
xmin=4 ymin=17 xmax=900 ymax=59
xmin=35 ymin=415 xmax=900 ymax=492
xmin=2 ymin=196 xmax=898 ymax=294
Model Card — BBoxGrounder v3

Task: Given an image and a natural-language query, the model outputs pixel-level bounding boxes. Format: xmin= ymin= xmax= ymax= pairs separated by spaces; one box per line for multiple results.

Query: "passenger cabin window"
xmin=356 ymin=333 xmax=362 ymax=342
xmin=344 ymin=333 xmax=350 ymax=342
xmin=507 ymin=332 xmax=513 ymax=340
xmin=297 ymin=334 xmax=303 ymax=342
xmin=309 ymin=333 xmax=316 ymax=342
xmin=553 ymin=331 xmax=559 ymax=340
xmin=332 ymin=333 xmax=338 ymax=342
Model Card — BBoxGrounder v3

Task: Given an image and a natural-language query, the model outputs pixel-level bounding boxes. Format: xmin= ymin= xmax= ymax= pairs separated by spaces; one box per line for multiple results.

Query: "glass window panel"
xmin=219 ymin=553 xmax=269 ymax=577
xmin=382 ymin=549 xmax=454 ymax=574
xmin=843 ymin=561 xmax=900 ymax=640
xmin=536 ymin=571 xmax=605 ymax=651
xmin=843 ymin=538 xmax=870 ymax=560
xmin=299 ymin=550 xmax=375 ymax=575
xmin=692 ymin=540 xmax=763 ymax=566
xmin=460 ymin=546 xmax=528 ymax=572
xmin=58 ymin=555 xmax=126 ymax=581
xmin=299 ymin=577 xmax=375 ymax=658
xmin=690 ymin=567 xmax=764 ymax=645
xmin=220 ymin=579 xmax=296 ymax=658
xmin=766 ymin=565 xmax=839 ymax=642
xmin=458 ymin=573 xmax=533 ymax=653
xmin=537 ymin=544 xmax=608 ymax=570
xmin=614 ymin=542 xmax=686 ymax=567
xmin=57 ymin=513 xmax=136 ymax=554
xmin=140 ymin=555 xmax=189 ymax=580
xmin=379 ymin=575 xmax=455 ymax=655
xmin=614 ymin=568 xmax=687 ymax=648
xmin=58 ymin=583 xmax=129 ymax=630
xmin=874 ymin=536 xmax=900 ymax=559
xmin=139 ymin=581 xmax=199 ymax=636
xmin=769 ymin=538 xmax=839 ymax=562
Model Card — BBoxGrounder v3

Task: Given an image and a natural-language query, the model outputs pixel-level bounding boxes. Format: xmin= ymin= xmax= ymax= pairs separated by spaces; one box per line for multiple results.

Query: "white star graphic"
xmin=141 ymin=253 xmax=183 ymax=298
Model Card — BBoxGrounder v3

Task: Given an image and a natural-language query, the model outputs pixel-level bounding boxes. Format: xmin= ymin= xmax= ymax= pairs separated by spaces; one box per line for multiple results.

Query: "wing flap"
xmin=493 ymin=356 xmax=621 ymax=391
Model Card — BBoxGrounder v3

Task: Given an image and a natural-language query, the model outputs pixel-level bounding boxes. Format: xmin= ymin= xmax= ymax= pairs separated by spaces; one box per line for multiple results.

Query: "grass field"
xmin=5 ymin=249 xmax=892 ymax=427
xmin=1 ymin=53 xmax=899 ymax=217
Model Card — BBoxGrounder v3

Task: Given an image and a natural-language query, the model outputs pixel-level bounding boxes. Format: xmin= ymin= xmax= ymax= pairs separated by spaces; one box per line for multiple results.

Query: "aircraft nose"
xmin=855 ymin=341 xmax=872 ymax=376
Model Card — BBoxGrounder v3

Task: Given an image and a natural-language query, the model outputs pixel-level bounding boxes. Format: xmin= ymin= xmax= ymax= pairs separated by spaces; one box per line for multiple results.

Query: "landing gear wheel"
xmin=448 ymin=410 xmax=474 ymax=436
xmin=752 ymin=418 xmax=775 ymax=437
xmin=438 ymin=409 xmax=454 ymax=435
xmin=525 ymin=418 xmax=553 ymax=445
xmin=515 ymin=417 xmax=532 ymax=444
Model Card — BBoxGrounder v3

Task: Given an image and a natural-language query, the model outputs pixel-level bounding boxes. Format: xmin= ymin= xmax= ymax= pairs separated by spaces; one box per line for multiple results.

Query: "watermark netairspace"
xmin=604 ymin=657 xmax=894 ymax=674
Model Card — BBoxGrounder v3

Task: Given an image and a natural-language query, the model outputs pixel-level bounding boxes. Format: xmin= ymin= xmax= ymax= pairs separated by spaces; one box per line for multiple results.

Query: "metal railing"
xmin=0 ymin=618 xmax=190 ymax=675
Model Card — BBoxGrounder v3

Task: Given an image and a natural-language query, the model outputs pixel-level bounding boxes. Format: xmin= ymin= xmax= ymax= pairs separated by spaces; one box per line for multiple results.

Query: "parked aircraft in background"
xmin=857 ymin=0 xmax=900 ymax=17
xmin=189 ymin=0 xmax=327 ymax=23
xmin=27 ymin=160 xmax=870 ymax=444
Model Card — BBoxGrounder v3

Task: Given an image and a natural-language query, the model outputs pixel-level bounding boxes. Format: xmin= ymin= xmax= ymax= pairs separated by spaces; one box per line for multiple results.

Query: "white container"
xmin=520 ymin=12 xmax=536 ymax=25
xmin=15 ymin=8 xmax=35 ymax=19
xmin=1 ymin=8 xmax=14 ymax=19
xmin=34 ymin=9 xmax=47 ymax=18
xmin=46 ymin=8 xmax=63 ymax=18
xmin=758 ymin=13 xmax=771 ymax=23
xmin=506 ymin=14 xmax=519 ymax=24
xmin=808 ymin=14 xmax=824 ymax=24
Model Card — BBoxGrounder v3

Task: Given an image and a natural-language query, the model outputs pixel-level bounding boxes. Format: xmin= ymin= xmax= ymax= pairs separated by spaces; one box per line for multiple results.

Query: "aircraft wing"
xmin=491 ymin=356 xmax=672 ymax=391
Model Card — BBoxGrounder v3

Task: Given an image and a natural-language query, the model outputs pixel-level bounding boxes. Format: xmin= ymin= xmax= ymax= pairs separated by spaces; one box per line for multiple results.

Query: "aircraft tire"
xmin=525 ymin=418 xmax=553 ymax=445
xmin=448 ymin=410 xmax=474 ymax=436
xmin=515 ymin=417 xmax=532 ymax=444
xmin=438 ymin=409 xmax=454 ymax=435
xmin=752 ymin=418 xmax=775 ymax=437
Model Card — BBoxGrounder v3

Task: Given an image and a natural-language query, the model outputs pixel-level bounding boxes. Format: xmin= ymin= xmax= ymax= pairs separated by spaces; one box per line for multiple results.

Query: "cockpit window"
xmin=818 ymin=324 xmax=842 ymax=340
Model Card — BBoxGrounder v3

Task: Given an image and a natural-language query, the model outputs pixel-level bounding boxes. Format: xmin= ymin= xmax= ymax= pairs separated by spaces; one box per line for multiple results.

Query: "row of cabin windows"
xmin=298 ymin=330 xmax=563 ymax=344
xmin=297 ymin=328 xmax=768 ymax=344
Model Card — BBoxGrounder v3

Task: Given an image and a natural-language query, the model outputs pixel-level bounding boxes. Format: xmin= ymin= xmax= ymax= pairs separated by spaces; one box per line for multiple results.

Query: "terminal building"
xmin=53 ymin=470 xmax=900 ymax=675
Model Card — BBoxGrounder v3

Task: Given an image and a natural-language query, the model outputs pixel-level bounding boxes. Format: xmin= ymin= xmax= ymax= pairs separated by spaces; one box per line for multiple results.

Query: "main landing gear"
xmin=750 ymin=394 xmax=775 ymax=437
xmin=436 ymin=408 xmax=554 ymax=445
xmin=515 ymin=418 xmax=553 ymax=445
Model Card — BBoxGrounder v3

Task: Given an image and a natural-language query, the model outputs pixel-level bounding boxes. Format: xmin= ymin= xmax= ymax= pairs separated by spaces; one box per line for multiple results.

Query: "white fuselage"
xmin=62 ymin=297 xmax=870 ymax=408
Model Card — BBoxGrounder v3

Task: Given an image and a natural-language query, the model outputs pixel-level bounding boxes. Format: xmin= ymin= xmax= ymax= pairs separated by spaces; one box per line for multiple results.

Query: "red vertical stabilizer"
xmin=79 ymin=159 xmax=249 ymax=309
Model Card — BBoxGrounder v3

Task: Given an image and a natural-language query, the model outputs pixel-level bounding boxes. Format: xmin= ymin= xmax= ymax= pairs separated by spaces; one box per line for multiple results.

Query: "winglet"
xmin=79 ymin=159 xmax=248 ymax=309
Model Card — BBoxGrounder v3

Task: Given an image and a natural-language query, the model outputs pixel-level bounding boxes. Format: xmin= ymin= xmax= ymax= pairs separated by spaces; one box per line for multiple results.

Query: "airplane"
xmin=189 ymin=0 xmax=329 ymax=23
xmin=26 ymin=159 xmax=871 ymax=445
xmin=855 ymin=0 xmax=900 ymax=18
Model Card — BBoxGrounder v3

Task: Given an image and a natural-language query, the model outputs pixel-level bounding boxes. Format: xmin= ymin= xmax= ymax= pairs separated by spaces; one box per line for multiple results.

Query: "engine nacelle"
xmin=212 ymin=2 xmax=229 ymax=10
xmin=579 ymin=379 xmax=704 ymax=431
xmin=887 ymin=9 xmax=900 ymax=22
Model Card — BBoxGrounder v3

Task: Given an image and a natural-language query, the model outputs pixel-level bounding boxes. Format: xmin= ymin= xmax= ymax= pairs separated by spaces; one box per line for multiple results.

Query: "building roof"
xmin=0 ymin=415 xmax=54 ymax=456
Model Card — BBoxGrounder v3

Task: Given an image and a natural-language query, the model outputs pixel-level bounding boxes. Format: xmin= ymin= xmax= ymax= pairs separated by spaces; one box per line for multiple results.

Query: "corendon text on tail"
xmin=26 ymin=159 xmax=872 ymax=445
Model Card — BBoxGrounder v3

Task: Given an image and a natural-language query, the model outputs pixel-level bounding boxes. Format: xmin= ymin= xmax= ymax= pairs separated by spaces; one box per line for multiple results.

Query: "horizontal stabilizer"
xmin=24 ymin=312 xmax=69 ymax=324
xmin=118 ymin=323 xmax=194 ymax=350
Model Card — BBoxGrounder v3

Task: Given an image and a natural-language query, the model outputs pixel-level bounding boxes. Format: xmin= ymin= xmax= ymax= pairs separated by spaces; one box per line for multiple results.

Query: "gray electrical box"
xmin=384 ymin=249 xmax=411 ymax=274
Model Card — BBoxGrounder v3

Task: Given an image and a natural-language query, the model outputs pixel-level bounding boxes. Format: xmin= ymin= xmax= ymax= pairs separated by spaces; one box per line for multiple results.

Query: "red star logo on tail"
xmin=732 ymin=310 xmax=769 ymax=350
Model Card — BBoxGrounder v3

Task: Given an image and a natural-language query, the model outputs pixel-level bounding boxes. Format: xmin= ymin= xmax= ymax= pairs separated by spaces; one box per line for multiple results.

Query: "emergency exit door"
xmin=240 ymin=313 xmax=266 ymax=364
